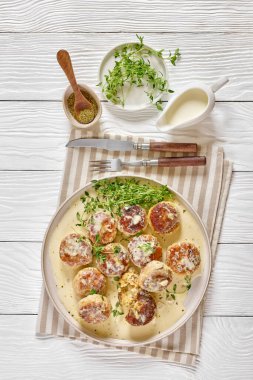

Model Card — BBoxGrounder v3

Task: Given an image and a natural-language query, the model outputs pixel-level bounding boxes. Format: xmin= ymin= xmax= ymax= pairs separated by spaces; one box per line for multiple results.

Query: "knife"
xmin=66 ymin=138 xmax=197 ymax=153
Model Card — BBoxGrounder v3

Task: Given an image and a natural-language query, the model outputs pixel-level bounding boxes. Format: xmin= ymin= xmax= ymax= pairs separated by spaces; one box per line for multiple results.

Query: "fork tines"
xmin=89 ymin=160 xmax=112 ymax=172
xmin=89 ymin=160 xmax=110 ymax=163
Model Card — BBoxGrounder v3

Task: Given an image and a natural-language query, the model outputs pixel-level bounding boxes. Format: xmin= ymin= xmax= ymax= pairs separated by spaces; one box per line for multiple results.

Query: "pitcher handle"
xmin=211 ymin=76 xmax=229 ymax=93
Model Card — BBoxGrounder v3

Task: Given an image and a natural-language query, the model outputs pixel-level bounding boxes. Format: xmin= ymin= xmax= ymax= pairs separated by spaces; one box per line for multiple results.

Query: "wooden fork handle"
xmin=157 ymin=156 xmax=206 ymax=167
xmin=57 ymin=49 xmax=79 ymax=93
xmin=150 ymin=142 xmax=197 ymax=153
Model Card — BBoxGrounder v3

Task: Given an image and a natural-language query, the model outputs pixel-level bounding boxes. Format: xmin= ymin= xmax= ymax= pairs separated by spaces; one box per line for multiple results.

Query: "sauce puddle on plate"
xmin=49 ymin=185 xmax=204 ymax=341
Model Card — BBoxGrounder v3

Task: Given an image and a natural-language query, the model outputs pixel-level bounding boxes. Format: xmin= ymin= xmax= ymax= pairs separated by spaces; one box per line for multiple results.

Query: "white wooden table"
xmin=0 ymin=1 xmax=253 ymax=379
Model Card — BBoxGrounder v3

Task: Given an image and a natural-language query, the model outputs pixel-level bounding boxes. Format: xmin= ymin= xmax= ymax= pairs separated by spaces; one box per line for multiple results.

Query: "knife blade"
xmin=66 ymin=138 xmax=135 ymax=151
xmin=66 ymin=138 xmax=197 ymax=153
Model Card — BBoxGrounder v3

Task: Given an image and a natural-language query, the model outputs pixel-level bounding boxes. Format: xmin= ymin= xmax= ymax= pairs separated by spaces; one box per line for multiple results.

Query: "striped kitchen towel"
xmin=36 ymin=129 xmax=232 ymax=367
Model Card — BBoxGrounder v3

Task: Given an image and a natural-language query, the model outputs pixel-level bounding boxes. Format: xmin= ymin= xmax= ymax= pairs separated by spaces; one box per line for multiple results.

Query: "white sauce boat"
xmin=156 ymin=77 xmax=229 ymax=132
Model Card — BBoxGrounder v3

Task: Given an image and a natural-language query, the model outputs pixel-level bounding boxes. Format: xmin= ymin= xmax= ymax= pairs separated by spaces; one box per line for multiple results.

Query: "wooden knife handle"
xmin=157 ymin=156 xmax=206 ymax=167
xmin=149 ymin=142 xmax=197 ymax=153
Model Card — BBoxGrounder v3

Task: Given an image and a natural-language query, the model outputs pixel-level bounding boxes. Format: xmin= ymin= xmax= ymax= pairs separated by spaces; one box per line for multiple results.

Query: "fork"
xmin=90 ymin=156 xmax=206 ymax=172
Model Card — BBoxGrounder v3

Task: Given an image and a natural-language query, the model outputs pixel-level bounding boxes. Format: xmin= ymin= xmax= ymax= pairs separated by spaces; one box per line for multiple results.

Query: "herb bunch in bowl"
xmin=98 ymin=35 xmax=180 ymax=110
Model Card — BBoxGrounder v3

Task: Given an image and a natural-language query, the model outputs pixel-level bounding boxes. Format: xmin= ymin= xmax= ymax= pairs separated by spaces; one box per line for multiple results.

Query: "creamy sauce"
xmin=49 ymin=187 xmax=204 ymax=342
xmin=164 ymin=88 xmax=208 ymax=127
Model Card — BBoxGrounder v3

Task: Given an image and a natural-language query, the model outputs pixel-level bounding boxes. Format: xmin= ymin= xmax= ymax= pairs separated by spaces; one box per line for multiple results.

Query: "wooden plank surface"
xmin=0 ymin=171 xmax=250 ymax=243
xmin=0 ymin=1 xmax=253 ymax=33
xmin=0 ymin=315 xmax=252 ymax=380
xmin=0 ymin=171 xmax=251 ymax=243
xmin=0 ymin=33 xmax=253 ymax=101
xmin=0 ymin=242 xmax=252 ymax=316
xmin=1 ymin=0 xmax=252 ymax=378
xmin=0 ymin=101 xmax=252 ymax=171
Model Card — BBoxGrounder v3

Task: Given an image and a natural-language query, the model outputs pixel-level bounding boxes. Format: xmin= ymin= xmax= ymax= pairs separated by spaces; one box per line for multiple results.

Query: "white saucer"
xmin=98 ymin=43 xmax=168 ymax=111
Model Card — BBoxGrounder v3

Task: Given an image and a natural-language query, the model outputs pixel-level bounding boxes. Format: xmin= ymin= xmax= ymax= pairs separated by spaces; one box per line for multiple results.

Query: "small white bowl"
xmin=63 ymin=83 xmax=102 ymax=129
xmin=98 ymin=42 xmax=168 ymax=112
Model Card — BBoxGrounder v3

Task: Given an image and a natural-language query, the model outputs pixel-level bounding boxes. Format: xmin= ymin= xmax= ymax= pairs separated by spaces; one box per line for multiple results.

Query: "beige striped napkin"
xmin=36 ymin=129 xmax=232 ymax=367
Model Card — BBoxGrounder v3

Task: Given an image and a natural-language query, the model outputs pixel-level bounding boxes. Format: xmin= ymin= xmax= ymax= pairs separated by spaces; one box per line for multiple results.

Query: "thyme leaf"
xmin=168 ymin=48 xmax=181 ymax=66
xmin=76 ymin=235 xmax=86 ymax=243
xmin=99 ymin=35 xmax=180 ymax=110
xmin=112 ymin=301 xmax=124 ymax=317
xmin=76 ymin=211 xmax=85 ymax=227
xmin=92 ymin=236 xmax=106 ymax=262
xmin=113 ymin=245 xmax=121 ymax=254
xmin=80 ymin=177 xmax=174 ymax=220
xmin=166 ymin=284 xmax=177 ymax=301
xmin=89 ymin=289 xmax=98 ymax=295
xmin=184 ymin=275 xmax=192 ymax=290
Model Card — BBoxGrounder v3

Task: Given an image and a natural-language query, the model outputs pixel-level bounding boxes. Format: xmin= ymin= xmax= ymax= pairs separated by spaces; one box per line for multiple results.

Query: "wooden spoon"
xmin=57 ymin=49 xmax=92 ymax=114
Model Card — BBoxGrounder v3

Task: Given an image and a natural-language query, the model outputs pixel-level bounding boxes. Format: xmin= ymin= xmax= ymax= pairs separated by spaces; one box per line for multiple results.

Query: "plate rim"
xmin=98 ymin=42 xmax=168 ymax=111
xmin=41 ymin=174 xmax=212 ymax=347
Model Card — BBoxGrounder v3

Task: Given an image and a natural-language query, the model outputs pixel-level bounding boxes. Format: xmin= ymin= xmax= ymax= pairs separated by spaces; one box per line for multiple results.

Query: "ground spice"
xmin=67 ymin=89 xmax=98 ymax=124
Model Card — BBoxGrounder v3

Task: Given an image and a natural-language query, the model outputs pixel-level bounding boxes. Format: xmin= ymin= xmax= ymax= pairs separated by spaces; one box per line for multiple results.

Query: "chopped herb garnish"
xmin=93 ymin=245 xmax=106 ymax=263
xmin=95 ymin=252 xmax=106 ymax=263
xmin=98 ymin=34 xmax=180 ymax=110
xmin=138 ymin=242 xmax=153 ymax=252
xmin=184 ymin=275 xmax=192 ymax=290
xmin=89 ymin=289 xmax=98 ymax=295
xmin=76 ymin=211 xmax=85 ymax=227
xmin=166 ymin=284 xmax=177 ymax=301
xmin=112 ymin=309 xmax=124 ymax=317
xmin=112 ymin=300 xmax=124 ymax=317
xmin=113 ymin=276 xmax=120 ymax=282
xmin=114 ymin=246 xmax=121 ymax=254
xmin=76 ymin=235 xmax=85 ymax=243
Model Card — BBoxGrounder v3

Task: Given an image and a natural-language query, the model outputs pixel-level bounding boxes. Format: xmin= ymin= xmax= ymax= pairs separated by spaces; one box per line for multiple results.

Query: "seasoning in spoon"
xmin=67 ymin=89 xmax=98 ymax=124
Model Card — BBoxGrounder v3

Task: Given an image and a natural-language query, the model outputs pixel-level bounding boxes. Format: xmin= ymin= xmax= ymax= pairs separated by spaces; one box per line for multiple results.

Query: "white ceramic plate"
xmin=42 ymin=175 xmax=211 ymax=347
xmin=98 ymin=43 xmax=168 ymax=111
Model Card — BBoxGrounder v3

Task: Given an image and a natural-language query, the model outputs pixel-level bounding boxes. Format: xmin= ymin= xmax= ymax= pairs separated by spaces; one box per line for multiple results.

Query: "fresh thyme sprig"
xmin=168 ymin=48 xmax=181 ymax=66
xmin=92 ymin=234 xmax=106 ymax=263
xmin=79 ymin=178 xmax=174 ymax=221
xmin=76 ymin=212 xmax=85 ymax=227
xmin=93 ymin=246 xmax=106 ymax=263
xmin=99 ymin=34 xmax=180 ymax=110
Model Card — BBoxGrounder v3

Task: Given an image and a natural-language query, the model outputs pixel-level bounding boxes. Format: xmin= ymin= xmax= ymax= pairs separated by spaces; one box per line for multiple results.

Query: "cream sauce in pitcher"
xmin=156 ymin=77 xmax=228 ymax=132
